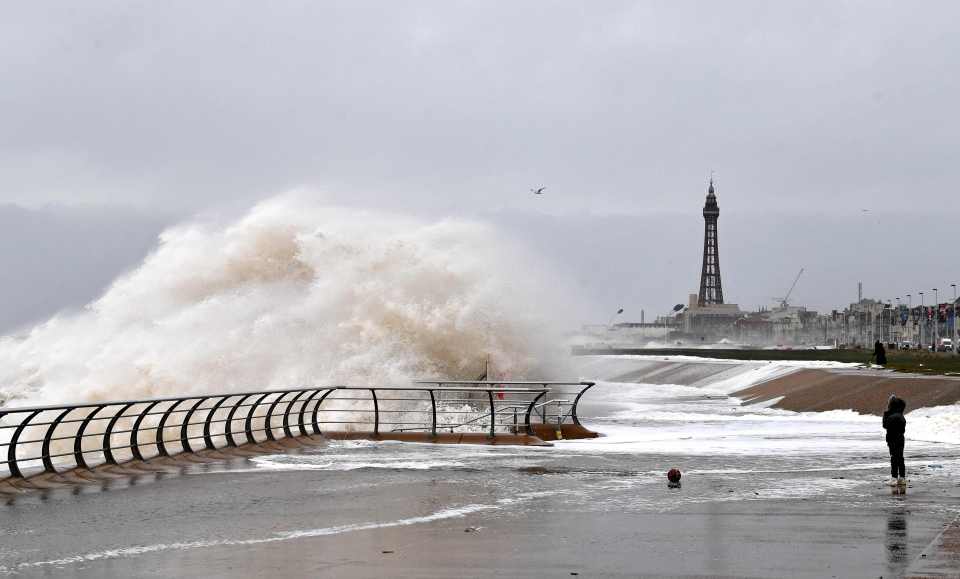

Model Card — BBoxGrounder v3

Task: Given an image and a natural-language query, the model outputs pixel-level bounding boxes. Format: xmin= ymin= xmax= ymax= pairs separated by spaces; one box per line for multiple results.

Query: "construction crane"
xmin=774 ymin=268 xmax=804 ymax=310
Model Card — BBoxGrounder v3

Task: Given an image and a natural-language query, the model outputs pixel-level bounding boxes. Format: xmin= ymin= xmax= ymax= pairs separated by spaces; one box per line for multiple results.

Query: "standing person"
xmin=874 ymin=340 xmax=887 ymax=365
xmin=883 ymin=395 xmax=907 ymax=486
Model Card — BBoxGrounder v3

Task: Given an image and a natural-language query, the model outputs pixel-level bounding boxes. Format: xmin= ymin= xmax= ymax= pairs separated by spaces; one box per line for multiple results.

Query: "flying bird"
xmin=531 ymin=187 xmax=545 ymax=195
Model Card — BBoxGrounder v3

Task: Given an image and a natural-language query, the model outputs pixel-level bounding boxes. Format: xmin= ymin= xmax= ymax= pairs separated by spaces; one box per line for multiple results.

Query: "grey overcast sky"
xmin=1 ymin=1 xmax=958 ymax=329
xmin=3 ymin=1 xmax=958 ymax=212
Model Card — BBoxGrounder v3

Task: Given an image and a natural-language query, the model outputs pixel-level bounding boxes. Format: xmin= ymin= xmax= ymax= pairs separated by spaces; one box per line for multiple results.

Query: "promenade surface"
xmin=1 ymin=444 xmax=958 ymax=578
xmin=3 ymin=355 xmax=960 ymax=577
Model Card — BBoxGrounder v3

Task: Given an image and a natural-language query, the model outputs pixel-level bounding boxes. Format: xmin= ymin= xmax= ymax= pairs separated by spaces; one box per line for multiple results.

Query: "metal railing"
xmin=408 ymin=380 xmax=594 ymax=433
xmin=0 ymin=381 xmax=595 ymax=480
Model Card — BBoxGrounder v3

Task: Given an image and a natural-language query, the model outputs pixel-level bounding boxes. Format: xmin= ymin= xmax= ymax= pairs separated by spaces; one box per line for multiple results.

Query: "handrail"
xmin=0 ymin=385 xmax=554 ymax=417
xmin=415 ymin=380 xmax=592 ymax=387
xmin=0 ymin=381 xmax=596 ymax=481
xmin=392 ymin=399 xmax=575 ymax=433
xmin=570 ymin=382 xmax=596 ymax=426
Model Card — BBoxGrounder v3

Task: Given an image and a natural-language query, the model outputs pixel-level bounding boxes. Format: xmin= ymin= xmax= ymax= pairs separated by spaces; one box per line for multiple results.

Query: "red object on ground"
xmin=667 ymin=468 xmax=682 ymax=483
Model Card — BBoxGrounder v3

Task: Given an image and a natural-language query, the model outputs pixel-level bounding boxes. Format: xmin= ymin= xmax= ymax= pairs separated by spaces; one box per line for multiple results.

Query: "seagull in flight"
xmin=531 ymin=187 xmax=546 ymax=195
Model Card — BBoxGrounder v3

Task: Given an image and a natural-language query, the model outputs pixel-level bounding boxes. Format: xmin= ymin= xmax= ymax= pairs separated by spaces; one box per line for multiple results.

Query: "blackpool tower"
xmin=697 ymin=178 xmax=724 ymax=306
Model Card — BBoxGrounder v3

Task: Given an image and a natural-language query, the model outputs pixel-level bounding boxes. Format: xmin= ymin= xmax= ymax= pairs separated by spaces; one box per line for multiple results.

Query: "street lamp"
xmin=920 ymin=292 xmax=925 ymax=350
xmin=933 ymin=288 xmax=939 ymax=351
xmin=895 ymin=297 xmax=901 ymax=346
xmin=880 ymin=303 xmax=886 ymax=343
xmin=906 ymin=294 xmax=913 ymax=347
xmin=952 ymin=284 xmax=958 ymax=354
xmin=888 ymin=301 xmax=894 ymax=343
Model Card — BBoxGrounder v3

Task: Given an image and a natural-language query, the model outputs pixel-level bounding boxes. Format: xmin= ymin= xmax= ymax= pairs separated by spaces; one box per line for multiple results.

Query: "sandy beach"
xmin=736 ymin=368 xmax=960 ymax=415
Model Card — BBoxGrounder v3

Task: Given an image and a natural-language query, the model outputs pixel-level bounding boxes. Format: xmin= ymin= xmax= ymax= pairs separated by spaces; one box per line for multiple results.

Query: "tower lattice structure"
xmin=697 ymin=178 xmax=724 ymax=306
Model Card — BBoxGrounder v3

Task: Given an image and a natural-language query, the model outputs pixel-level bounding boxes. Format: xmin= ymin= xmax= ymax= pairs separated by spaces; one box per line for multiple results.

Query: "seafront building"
xmin=585 ymin=295 xmax=957 ymax=350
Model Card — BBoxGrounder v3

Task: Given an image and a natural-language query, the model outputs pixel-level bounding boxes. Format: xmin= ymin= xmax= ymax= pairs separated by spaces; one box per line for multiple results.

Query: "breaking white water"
xmin=227 ymin=355 xmax=960 ymax=482
xmin=223 ymin=355 xmax=960 ymax=484
xmin=573 ymin=355 xmax=960 ymax=449
xmin=0 ymin=196 xmax=581 ymax=407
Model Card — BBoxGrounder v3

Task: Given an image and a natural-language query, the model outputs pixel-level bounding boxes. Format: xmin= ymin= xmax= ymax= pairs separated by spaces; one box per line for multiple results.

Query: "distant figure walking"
xmin=873 ymin=340 xmax=887 ymax=365
xmin=883 ymin=395 xmax=907 ymax=486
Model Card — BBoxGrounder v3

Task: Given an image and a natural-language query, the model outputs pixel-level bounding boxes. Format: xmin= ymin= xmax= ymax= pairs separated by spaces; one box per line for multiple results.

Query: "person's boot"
xmin=887 ymin=478 xmax=899 ymax=486
xmin=897 ymin=477 xmax=907 ymax=486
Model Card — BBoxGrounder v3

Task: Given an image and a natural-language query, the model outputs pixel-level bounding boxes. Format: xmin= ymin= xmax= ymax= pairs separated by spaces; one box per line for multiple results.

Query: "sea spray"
xmin=0 ymin=196 xmax=581 ymax=407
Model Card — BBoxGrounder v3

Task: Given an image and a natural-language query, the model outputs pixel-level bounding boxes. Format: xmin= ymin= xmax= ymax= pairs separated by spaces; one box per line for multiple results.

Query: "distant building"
xmin=698 ymin=178 xmax=724 ymax=306
xmin=685 ymin=179 xmax=741 ymax=334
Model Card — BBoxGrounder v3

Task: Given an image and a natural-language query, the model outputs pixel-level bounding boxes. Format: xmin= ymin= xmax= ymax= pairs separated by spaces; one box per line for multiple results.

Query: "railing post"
xmin=41 ymin=408 xmax=73 ymax=473
xmin=282 ymin=391 xmax=308 ymax=439
xmin=7 ymin=409 xmax=42 ymax=478
xmin=370 ymin=389 xmax=379 ymax=436
xmin=0 ymin=411 xmax=6 ymax=475
xmin=225 ymin=394 xmax=254 ymax=447
xmin=524 ymin=391 xmax=546 ymax=436
xmin=131 ymin=401 xmax=161 ymax=461
xmin=487 ymin=390 xmax=495 ymax=438
xmin=75 ymin=405 xmax=107 ymax=468
xmin=264 ymin=393 xmax=289 ymax=442
xmin=157 ymin=400 xmax=185 ymax=457
xmin=202 ymin=396 xmax=230 ymax=450
xmin=296 ymin=390 xmax=322 ymax=437
xmin=429 ymin=389 xmax=437 ymax=438
xmin=245 ymin=393 xmax=272 ymax=445
xmin=180 ymin=398 xmax=208 ymax=453
xmin=312 ymin=389 xmax=336 ymax=435
xmin=570 ymin=382 xmax=596 ymax=426
xmin=103 ymin=403 xmax=136 ymax=465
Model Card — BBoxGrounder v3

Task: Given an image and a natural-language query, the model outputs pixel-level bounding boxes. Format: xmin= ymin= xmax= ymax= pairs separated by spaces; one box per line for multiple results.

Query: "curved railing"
xmin=0 ymin=381 xmax=595 ymax=481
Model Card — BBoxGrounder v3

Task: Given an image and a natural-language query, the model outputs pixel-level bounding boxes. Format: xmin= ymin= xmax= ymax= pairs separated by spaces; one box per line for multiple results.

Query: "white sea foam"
xmin=0 ymin=195 xmax=579 ymax=407
xmin=568 ymin=353 xmax=960 ymax=458
xmin=906 ymin=404 xmax=960 ymax=445
xmin=562 ymin=367 xmax=959 ymax=457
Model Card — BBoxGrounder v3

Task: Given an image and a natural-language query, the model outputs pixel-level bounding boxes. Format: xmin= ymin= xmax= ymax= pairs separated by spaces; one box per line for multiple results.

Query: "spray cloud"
xmin=0 ymin=195 xmax=579 ymax=406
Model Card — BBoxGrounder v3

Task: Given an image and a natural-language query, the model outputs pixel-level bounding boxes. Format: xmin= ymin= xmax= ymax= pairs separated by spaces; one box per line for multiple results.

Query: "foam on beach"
xmin=571 ymin=355 xmax=960 ymax=454
xmin=906 ymin=403 xmax=960 ymax=445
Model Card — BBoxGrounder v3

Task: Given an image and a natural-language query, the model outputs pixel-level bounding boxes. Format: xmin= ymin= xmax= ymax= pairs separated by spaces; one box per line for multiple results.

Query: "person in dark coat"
xmin=873 ymin=340 xmax=887 ymax=365
xmin=882 ymin=395 xmax=907 ymax=485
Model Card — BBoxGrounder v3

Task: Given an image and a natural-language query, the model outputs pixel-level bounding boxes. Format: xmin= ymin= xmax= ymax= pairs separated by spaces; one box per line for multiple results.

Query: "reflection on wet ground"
xmin=887 ymin=498 xmax=909 ymax=573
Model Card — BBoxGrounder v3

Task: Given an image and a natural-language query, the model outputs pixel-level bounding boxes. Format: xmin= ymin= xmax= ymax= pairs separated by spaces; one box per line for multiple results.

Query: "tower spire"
xmin=698 ymin=178 xmax=724 ymax=306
